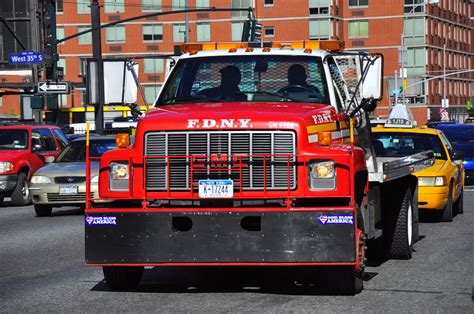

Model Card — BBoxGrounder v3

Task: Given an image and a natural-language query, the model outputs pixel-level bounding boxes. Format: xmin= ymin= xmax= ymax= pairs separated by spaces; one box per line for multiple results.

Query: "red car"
xmin=0 ymin=125 xmax=68 ymax=206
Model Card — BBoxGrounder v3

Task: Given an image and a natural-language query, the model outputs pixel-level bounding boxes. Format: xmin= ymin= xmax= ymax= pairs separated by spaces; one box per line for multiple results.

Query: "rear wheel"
xmin=387 ymin=187 xmax=414 ymax=259
xmin=453 ymin=190 xmax=463 ymax=215
xmin=440 ymin=184 xmax=453 ymax=222
xmin=11 ymin=172 xmax=31 ymax=206
xmin=34 ymin=204 xmax=53 ymax=217
xmin=319 ymin=266 xmax=363 ymax=295
xmin=103 ymin=266 xmax=144 ymax=291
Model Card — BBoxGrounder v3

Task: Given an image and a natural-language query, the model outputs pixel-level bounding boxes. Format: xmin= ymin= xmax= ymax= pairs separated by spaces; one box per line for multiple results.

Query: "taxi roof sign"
xmin=384 ymin=104 xmax=417 ymax=128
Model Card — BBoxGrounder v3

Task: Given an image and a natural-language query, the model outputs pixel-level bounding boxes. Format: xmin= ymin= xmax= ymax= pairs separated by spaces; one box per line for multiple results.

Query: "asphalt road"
xmin=1 ymin=191 xmax=473 ymax=313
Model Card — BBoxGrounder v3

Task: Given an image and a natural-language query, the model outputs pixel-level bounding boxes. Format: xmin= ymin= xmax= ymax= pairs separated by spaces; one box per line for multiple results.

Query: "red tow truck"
xmin=85 ymin=41 xmax=433 ymax=294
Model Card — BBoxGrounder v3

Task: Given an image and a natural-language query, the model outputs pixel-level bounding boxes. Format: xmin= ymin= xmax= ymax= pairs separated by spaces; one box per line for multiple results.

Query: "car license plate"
xmin=198 ymin=180 xmax=233 ymax=198
xmin=59 ymin=185 xmax=78 ymax=195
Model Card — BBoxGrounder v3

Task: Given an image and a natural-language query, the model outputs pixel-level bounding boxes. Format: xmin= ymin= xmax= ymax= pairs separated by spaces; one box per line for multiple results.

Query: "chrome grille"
xmin=46 ymin=193 xmax=91 ymax=202
xmin=54 ymin=177 xmax=85 ymax=184
xmin=145 ymin=131 xmax=296 ymax=191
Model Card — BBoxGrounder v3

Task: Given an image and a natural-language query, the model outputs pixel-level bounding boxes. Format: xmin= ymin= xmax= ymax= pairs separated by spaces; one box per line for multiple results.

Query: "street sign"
xmin=37 ymin=82 xmax=70 ymax=94
xmin=8 ymin=51 xmax=44 ymax=64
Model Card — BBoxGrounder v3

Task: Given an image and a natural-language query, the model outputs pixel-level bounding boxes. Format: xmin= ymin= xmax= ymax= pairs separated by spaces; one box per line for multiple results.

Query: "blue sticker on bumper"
xmin=319 ymin=215 xmax=353 ymax=225
xmin=86 ymin=216 xmax=117 ymax=225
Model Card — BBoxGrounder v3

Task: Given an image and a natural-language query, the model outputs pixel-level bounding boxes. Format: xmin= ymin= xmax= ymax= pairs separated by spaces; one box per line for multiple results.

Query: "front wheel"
xmin=0 ymin=196 xmax=4 ymax=206
xmin=11 ymin=172 xmax=31 ymax=206
xmin=440 ymin=184 xmax=453 ymax=222
xmin=103 ymin=266 xmax=144 ymax=291
xmin=453 ymin=190 xmax=463 ymax=215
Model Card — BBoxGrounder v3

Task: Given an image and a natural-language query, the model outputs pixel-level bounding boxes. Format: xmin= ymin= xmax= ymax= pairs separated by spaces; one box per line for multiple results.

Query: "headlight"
xmin=91 ymin=175 xmax=99 ymax=183
xmin=31 ymin=175 xmax=51 ymax=184
xmin=309 ymin=160 xmax=336 ymax=190
xmin=418 ymin=176 xmax=447 ymax=187
xmin=109 ymin=161 xmax=129 ymax=191
xmin=0 ymin=161 xmax=14 ymax=173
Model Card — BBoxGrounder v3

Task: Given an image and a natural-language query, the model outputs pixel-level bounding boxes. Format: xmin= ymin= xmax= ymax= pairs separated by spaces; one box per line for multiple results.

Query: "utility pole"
xmin=91 ymin=0 xmax=105 ymax=134
xmin=443 ymin=38 xmax=447 ymax=109
xmin=394 ymin=70 xmax=398 ymax=106
xmin=184 ymin=0 xmax=189 ymax=43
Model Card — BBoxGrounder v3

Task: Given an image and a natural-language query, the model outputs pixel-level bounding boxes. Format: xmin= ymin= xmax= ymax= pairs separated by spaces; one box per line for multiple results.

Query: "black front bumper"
xmin=85 ymin=210 xmax=356 ymax=265
xmin=0 ymin=174 xmax=18 ymax=195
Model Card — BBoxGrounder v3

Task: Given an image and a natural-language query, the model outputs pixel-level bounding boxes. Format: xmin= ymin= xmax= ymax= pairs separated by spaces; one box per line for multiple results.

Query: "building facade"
xmin=1 ymin=0 xmax=473 ymax=125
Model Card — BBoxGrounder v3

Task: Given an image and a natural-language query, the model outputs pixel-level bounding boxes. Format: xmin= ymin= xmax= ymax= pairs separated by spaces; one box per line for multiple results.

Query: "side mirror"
xmin=452 ymin=150 xmax=465 ymax=161
xmin=32 ymin=144 xmax=42 ymax=152
xmin=361 ymin=54 xmax=383 ymax=100
xmin=45 ymin=156 xmax=55 ymax=163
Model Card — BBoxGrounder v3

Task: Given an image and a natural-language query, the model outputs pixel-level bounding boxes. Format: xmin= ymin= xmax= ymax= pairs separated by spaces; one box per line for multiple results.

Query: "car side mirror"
xmin=452 ymin=150 xmax=465 ymax=161
xmin=45 ymin=156 xmax=55 ymax=163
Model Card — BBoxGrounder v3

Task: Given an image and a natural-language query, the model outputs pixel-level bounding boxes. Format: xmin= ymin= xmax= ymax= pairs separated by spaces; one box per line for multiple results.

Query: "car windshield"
xmin=158 ymin=55 xmax=330 ymax=105
xmin=0 ymin=129 xmax=28 ymax=150
xmin=372 ymin=132 xmax=447 ymax=160
xmin=55 ymin=139 xmax=116 ymax=162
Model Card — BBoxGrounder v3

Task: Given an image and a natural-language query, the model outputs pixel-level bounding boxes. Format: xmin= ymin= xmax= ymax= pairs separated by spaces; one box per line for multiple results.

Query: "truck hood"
xmin=0 ymin=150 xmax=30 ymax=161
xmin=415 ymin=159 xmax=448 ymax=176
xmin=139 ymin=102 xmax=336 ymax=132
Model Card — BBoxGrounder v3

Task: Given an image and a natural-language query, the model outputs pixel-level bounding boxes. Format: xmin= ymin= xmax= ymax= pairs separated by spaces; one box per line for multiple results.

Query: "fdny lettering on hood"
xmin=187 ymin=119 xmax=252 ymax=129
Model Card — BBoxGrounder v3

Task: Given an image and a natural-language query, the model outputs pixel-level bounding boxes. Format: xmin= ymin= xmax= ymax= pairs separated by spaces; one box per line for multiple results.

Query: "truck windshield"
xmin=372 ymin=132 xmax=447 ymax=160
xmin=0 ymin=129 xmax=28 ymax=150
xmin=158 ymin=55 xmax=329 ymax=105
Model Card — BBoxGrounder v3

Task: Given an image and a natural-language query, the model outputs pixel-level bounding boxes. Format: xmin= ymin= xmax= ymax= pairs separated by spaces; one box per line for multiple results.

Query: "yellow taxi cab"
xmin=371 ymin=105 xmax=464 ymax=222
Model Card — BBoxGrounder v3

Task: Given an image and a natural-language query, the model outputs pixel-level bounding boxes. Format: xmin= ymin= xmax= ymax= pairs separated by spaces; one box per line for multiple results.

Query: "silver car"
xmin=30 ymin=136 xmax=117 ymax=216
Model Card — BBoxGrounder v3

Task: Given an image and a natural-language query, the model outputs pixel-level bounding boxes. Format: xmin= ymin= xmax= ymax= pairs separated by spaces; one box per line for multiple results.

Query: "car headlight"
xmin=0 ymin=161 xmax=14 ymax=173
xmin=309 ymin=160 xmax=336 ymax=190
xmin=109 ymin=161 xmax=129 ymax=191
xmin=31 ymin=175 xmax=51 ymax=184
xmin=418 ymin=176 xmax=447 ymax=187
xmin=91 ymin=175 xmax=99 ymax=183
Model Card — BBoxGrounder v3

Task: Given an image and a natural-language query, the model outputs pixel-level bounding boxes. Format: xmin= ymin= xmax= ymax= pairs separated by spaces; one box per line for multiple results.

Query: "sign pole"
xmin=91 ymin=0 xmax=105 ymax=135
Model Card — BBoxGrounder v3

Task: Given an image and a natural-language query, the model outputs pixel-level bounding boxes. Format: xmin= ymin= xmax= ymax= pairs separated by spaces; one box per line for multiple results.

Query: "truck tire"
xmin=34 ymin=205 xmax=53 ymax=217
xmin=320 ymin=266 xmax=363 ymax=295
xmin=11 ymin=172 xmax=31 ymax=206
xmin=453 ymin=190 xmax=463 ymax=215
xmin=387 ymin=187 xmax=413 ymax=260
xmin=0 ymin=197 xmax=3 ymax=206
xmin=440 ymin=184 xmax=453 ymax=222
xmin=103 ymin=266 xmax=144 ymax=291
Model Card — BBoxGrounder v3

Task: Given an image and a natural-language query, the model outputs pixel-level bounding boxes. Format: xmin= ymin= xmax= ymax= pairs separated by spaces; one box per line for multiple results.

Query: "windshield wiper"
xmin=246 ymin=91 xmax=306 ymax=103
xmin=162 ymin=95 xmax=221 ymax=104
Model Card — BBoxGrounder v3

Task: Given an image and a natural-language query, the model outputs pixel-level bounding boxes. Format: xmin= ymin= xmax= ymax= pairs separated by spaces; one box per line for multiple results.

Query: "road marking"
xmin=464 ymin=186 xmax=474 ymax=192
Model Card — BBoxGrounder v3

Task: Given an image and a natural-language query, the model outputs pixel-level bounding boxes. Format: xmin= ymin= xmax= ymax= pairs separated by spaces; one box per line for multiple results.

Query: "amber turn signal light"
xmin=318 ymin=132 xmax=332 ymax=146
xmin=116 ymin=133 xmax=130 ymax=148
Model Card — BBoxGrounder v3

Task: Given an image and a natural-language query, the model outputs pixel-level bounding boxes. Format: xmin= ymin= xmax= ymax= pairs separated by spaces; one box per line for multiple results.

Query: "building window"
xmin=197 ymin=23 xmax=211 ymax=41
xmin=144 ymin=58 xmax=164 ymax=73
xmin=79 ymin=58 xmax=87 ymax=76
xmin=264 ymin=0 xmax=274 ymax=6
xmin=232 ymin=0 xmax=251 ymax=18
xmin=196 ymin=0 xmax=209 ymax=7
xmin=142 ymin=0 xmax=162 ymax=11
xmin=78 ymin=26 xmax=92 ymax=45
xmin=264 ymin=26 xmax=275 ymax=37
xmin=231 ymin=22 xmax=244 ymax=41
xmin=56 ymin=0 xmax=64 ymax=13
xmin=143 ymin=85 xmax=162 ymax=104
xmin=173 ymin=24 xmax=186 ymax=42
xmin=403 ymin=17 xmax=425 ymax=45
xmin=104 ymin=0 xmax=125 ymax=13
xmin=406 ymin=47 xmax=426 ymax=75
xmin=77 ymin=0 xmax=91 ymax=14
xmin=309 ymin=19 xmax=330 ymax=39
xmin=143 ymin=25 xmax=163 ymax=42
xmin=172 ymin=0 xmax=185 ymax=10
xmin=309 ymin=0 xmax=330 ymax=15
xmin=56 ymin=26 xmax=64 ymax=44
xmin=349 ymin=0 xmax=368 ymax=7
xmin=348 ymin=20 xmax=368 ymax=38
xmin=105 ymin=25 xmax=126 ymax=43
xmin=58 ymin=57 xmax=66 ymax=75
xmin=404 ymin=0 xmax=424 ymax=14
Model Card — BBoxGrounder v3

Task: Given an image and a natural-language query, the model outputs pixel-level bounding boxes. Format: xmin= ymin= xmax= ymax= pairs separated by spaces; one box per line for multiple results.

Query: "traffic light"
xmin=241 ymin=20 xmax=251 ymax=42
xmin=250 ymin=21 xmax=263 ymax=42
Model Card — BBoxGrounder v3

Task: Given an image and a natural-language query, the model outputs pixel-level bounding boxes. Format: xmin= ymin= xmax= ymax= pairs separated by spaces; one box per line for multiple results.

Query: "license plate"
xmin=59 ymin=185 xmax=78 ymax=195
xmin=198 ymin=180 xmax=233 ymax=198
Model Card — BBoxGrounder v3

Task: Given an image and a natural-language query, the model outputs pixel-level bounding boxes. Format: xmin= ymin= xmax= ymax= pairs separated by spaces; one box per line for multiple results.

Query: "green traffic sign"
xmin=467 ymin=100 xmax=472 ymax=110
